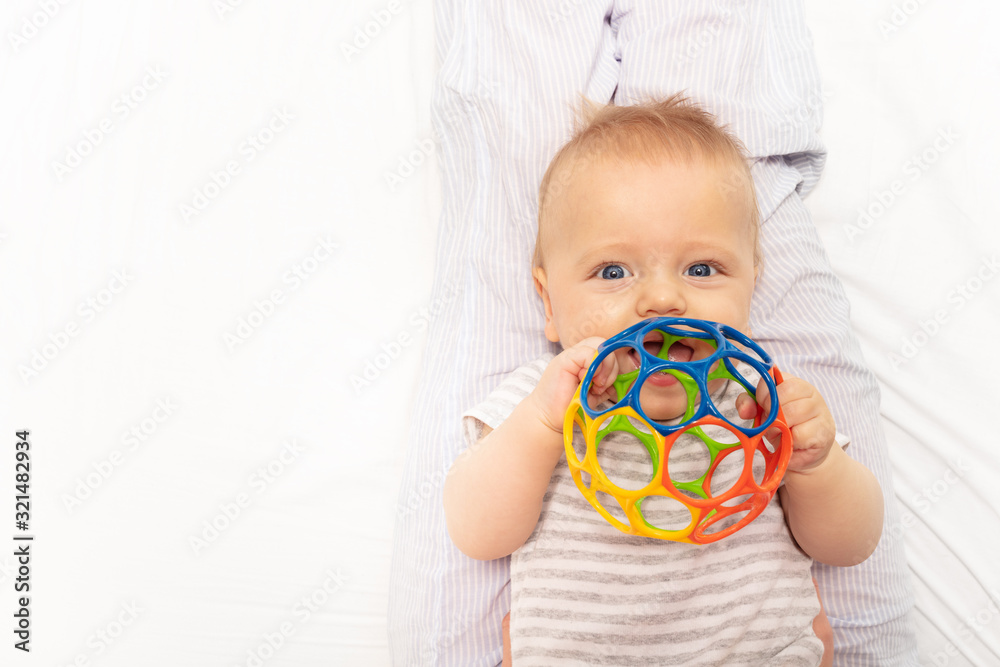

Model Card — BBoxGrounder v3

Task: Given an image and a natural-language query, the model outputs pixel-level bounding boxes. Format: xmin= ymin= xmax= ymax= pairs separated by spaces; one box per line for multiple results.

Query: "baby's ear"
xmin=532 ymin=267 xmax=560 ymax=343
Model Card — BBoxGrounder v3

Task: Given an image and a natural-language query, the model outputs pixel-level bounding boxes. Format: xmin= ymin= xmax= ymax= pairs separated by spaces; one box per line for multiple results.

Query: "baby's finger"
xmin=772 ymin=377 xmax=813 ymax=408
xmin=593 ymin=383 xmax=618 ymax=405
xmin=562 ymin=338 xmax=601 ymax=378
xmin=753 ymin=376 xmax=774 ymax=412
xmin=589 ymin=355 xmax=619 ymax=397
xmin=735 ymin=393 xmax=757 ymax=420
xmin=567 ymin=337 xmax=608 ymax=387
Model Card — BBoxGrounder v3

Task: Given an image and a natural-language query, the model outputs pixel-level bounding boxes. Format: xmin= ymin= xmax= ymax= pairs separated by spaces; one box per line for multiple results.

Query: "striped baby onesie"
xmin=464 ymin=354 xmax=823 ymax=666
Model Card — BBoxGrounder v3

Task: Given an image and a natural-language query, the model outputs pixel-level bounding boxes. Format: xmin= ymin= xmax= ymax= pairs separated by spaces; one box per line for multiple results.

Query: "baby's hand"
xmin=736 ymin=375 xmax=837 ymax=472
xmin=527 ymin=338 xmax=619 ymax=434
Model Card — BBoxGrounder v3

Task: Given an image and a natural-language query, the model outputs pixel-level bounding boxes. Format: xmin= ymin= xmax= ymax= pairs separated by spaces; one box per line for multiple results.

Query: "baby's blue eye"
xmin=686 ymin=263 xmax=716 ymax=278
xmin=600 ymin=264 xmax=632 ymax=280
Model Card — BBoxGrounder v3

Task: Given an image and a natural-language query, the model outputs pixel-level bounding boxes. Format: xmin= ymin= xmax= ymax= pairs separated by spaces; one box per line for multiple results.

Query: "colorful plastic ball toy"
xmin=563 ymin=317 xmax=792 ymax=544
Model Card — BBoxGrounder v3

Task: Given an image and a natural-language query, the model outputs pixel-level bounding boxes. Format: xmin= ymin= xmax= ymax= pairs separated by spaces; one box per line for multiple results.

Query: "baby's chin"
xmin=633 ymin=391 xmax=688 ymax=422
xmin=630 ymin=376 xmax=728 ymax=423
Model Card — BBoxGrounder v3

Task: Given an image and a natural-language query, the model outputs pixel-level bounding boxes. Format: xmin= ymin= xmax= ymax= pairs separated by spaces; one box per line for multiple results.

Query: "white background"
xmin=806 ymin=2 xmax=1000 ymax=663
xmin=1 ymin=0 xmax=997 ymax=665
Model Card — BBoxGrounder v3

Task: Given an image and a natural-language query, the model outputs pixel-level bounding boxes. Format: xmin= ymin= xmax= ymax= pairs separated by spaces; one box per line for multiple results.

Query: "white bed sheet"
xmin=0 ymin=0 xmax=996 ymax=665
xmin=805 ymin=2 xmax=1000 ymax=664
xmin=1 ymin=1 xmax=437 ymax=665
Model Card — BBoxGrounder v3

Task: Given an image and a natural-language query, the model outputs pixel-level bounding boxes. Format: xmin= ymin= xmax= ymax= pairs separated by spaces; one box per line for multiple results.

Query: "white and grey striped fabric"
xmin=389 ymin=1 xmax=918 ymax=665
xmin=464 ymin=354 xmax=824 ymax=666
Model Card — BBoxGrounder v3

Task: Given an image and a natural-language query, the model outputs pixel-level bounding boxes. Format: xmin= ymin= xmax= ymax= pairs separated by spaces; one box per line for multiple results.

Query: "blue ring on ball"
xmin=579 ymin=317 xmax=779 ymax=437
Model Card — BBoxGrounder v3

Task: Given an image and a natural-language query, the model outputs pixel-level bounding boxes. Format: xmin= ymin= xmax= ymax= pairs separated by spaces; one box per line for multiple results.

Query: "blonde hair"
xmin=534 ymin=94 xmax=761 ymax=271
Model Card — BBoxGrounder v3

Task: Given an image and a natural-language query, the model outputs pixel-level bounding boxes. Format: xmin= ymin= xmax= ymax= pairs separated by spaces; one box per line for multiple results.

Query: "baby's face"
xmin=534 ymin=154 xmax=757 ymax=419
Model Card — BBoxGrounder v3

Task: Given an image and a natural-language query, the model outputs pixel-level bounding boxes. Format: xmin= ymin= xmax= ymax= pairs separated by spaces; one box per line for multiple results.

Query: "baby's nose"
xmin=636 ymin=275 xmax=686 ymax=317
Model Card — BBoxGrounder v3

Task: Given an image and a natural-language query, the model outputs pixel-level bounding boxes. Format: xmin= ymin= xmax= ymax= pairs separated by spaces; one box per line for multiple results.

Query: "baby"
xmin=443 ymin=96 xmax=883 ymax=665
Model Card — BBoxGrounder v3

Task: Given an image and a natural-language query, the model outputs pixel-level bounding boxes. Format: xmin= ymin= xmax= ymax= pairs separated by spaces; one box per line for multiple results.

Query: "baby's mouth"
xmin=627 ymin=333 xmax=696 ymax=370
